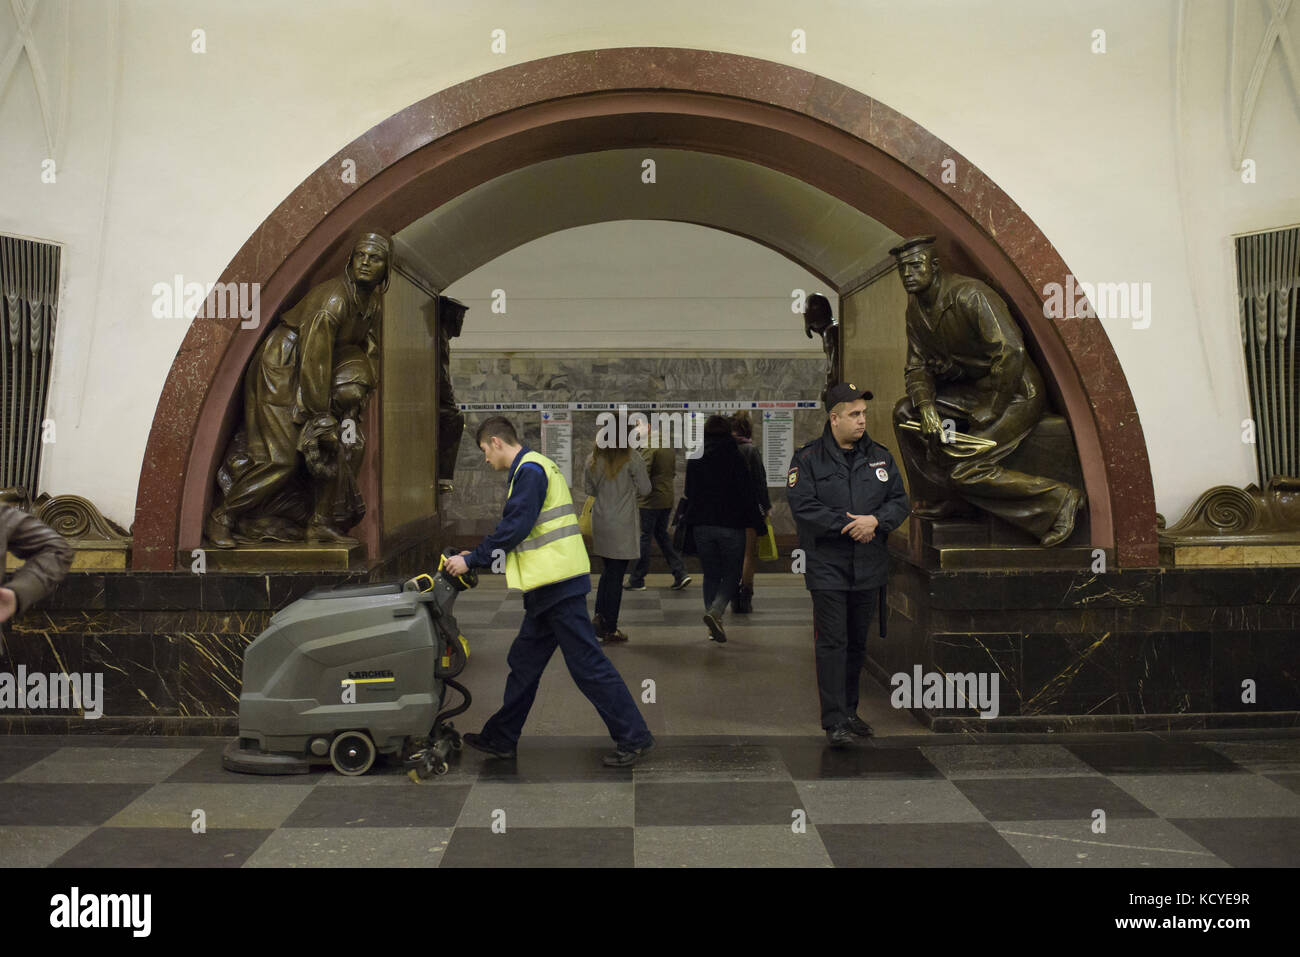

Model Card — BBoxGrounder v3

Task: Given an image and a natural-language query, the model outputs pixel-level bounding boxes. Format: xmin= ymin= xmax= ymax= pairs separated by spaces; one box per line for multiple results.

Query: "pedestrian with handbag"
xmin=585 ymin=436 xmax=651 ymax=642
xmin=729 ymin=411 xmax=770 ymax=613
xmin=681 ymin=414 xmax=766 ymax=643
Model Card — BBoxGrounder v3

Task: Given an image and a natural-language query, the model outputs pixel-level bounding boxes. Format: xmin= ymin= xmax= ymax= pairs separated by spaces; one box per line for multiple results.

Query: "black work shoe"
xmin=602 ymin=735 xmax=655 ymax=767
xmin=625 ymin=581 xmax=647 ymax=591
xmin=847 ymin=716 xmax=875 ymax=738
xmin=671 ymin=575 xmax=692 ymax=590
xmin=463 ymin=732 xmax=516 ymax=759
xmin=825 ymin=725 xmax=858 ymax=749
xmin=703 ymin=612 xmax=727 ymax=643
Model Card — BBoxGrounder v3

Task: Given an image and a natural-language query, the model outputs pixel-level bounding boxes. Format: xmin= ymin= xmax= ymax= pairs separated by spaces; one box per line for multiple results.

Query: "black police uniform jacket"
xmin=786 ymin=423 xmax=911 ymax=591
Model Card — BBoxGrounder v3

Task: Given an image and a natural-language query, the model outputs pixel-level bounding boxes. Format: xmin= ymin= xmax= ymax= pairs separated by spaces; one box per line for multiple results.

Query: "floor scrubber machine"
xmin=222 ymin=549 xmax=476 ymax=781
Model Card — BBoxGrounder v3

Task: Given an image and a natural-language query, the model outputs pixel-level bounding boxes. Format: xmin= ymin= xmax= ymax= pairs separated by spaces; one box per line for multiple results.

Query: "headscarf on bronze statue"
xmin=888 ymin=236 xmax=1085 ymax=547
xmin=436 ymin=296 xmax=468 ymax=494
xmin=803 ymin=293 xmax=839 ymax=408
xmin=205 ymin=232 xmax=390 ymax=548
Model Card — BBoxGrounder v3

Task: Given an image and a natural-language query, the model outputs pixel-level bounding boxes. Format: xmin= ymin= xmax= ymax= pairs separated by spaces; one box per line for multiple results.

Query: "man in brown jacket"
xmin=626 ymin=422 xmax=691 ymax=591
xmin=1 ymin=504 xmax=74 ymax=629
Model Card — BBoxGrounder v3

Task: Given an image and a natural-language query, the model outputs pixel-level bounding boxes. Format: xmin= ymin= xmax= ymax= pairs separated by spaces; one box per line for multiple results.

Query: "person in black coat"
xmin=682 ymin=415 xmax=766 ymax=643
xmin=729 ymin=411 xmax=770 ymax=613
xmin=787 ymin=383 xmax=910 ymax=748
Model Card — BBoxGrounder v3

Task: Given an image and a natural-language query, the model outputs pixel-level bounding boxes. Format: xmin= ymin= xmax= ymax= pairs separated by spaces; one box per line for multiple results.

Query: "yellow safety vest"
xmin=504 ymin=450 xmax=590 ymax=591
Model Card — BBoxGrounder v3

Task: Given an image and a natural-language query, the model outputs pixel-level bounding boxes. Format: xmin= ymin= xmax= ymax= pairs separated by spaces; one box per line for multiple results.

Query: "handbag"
xmin=757 ymin=517 xmax=777 ymax=561
xmin=578 ymin=496 xmax=595 ymax=537
xmin=670 ymin=496 xmax=695 ymax=554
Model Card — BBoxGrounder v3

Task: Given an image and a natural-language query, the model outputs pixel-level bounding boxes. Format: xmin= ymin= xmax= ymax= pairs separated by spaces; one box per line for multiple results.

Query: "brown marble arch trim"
xmin=133 ymin=47 xmax=1158 ymax=569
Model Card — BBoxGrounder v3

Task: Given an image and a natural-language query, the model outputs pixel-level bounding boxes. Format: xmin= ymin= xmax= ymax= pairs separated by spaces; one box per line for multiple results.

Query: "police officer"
xmin=445 ymin=415 xmax=655 ymax=767
xmin=787 ymin=383 xmax=910 ymax=748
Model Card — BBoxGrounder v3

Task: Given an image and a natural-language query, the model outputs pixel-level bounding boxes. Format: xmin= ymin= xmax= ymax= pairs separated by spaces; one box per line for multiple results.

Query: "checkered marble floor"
xmin=1 ymin=575 xmax=1297 ymax=867
xmin=2 ymin=733 xmax=1297 ymax=867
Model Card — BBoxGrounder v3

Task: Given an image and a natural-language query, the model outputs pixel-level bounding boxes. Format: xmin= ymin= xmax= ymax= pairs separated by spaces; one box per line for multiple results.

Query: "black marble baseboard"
xmin=3 ymin=562 xmax=1297 ymax=735
xmin=870 ymin=557 xmax=1300 ymax=731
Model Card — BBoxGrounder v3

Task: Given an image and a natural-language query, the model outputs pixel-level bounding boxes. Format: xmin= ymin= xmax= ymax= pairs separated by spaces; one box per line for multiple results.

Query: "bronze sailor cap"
xmin=888 ymin=235 xmax=937 ymax=259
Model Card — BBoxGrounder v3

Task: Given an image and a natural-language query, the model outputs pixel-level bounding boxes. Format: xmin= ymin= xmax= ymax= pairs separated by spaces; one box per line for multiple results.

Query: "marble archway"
xmin=133 ymin=47 xmax=1157 ymax=568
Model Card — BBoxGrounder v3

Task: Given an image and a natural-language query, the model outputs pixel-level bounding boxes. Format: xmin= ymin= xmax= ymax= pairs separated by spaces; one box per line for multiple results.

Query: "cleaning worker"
xmin=445 ymin=415 xmax=655 ymax=767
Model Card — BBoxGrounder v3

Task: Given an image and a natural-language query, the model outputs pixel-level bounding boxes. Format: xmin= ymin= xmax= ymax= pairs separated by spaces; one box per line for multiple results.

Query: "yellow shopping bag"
xmin=757 ymin=518 xmax=778 ymax=561
xmin=578 ymin=496 xmax=595 ymax=537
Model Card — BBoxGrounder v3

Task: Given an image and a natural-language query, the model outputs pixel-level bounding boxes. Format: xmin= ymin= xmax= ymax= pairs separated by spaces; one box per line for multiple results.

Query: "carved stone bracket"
xmin=1 ymin=487 xmax=131 ymax=568
xmin=1159 ymin=477 xmax=1300 ymax=565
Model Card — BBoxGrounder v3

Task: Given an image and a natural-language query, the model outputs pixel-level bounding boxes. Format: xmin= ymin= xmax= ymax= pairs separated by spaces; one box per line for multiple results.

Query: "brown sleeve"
xmin=296 ymin=308 xmax=342 ymax=418
xmin=1 ymin=507 xmax=74 ymax=615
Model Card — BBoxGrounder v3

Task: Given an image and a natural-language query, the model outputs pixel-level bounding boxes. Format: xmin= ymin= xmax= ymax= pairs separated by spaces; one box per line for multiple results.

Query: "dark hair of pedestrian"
xmin=704 ymin=414 xmax=732 ymax=438
xmin=730 ymin=410 xmax=753 ymax=439
xmin=476 ymin=415 xmax=519 ymax=447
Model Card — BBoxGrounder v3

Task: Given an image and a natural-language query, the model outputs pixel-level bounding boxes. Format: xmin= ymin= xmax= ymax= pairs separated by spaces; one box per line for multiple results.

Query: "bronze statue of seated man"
xmin=888 ymin=236 xmax=1085 ymax=547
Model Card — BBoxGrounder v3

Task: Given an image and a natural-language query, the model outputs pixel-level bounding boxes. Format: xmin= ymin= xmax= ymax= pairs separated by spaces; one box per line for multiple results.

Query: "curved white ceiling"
xmin=395 ymin=148 xmax=901 ymax=292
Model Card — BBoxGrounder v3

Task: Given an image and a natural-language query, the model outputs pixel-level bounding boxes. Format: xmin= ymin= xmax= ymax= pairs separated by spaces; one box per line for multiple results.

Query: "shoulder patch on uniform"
xmin=869 ymin=460 xmax=887 ymax=467
xmin=787 ymin=466 xmax=799 ymax=487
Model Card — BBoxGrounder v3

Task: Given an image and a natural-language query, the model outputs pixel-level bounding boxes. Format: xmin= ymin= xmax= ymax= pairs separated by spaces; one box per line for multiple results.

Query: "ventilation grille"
xmin=1 ymin=236 xmax=61 ymax=494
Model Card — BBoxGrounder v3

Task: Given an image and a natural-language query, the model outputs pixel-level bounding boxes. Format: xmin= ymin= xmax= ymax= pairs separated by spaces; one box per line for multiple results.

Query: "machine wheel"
xmin=433 ymin=760 xmax=449 ymax=776
xmin=329 ymin=731 xmax=376 ymax=776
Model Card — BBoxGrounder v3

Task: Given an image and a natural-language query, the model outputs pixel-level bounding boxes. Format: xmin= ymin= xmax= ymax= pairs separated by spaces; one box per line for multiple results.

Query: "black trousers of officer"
xmin=810 ymin=589 xmax=877 ymax=729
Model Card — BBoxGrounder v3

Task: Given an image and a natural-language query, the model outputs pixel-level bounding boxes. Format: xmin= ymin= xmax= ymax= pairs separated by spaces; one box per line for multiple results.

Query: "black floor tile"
xmin=0 ymin=745 xmax=59 ymax=780
xmin=817 ymin=822 xmax=1028 ymax=867
xmin=440 ymin=827 xmax=633 ymax=867
xmin=632 ymin=743 xmax=784 ymax=776
xmin=634 ymin=781 xmax=802 ymax=825
xmin=166 ymin=745 xmax=331 ymax=785
xmin=1266 ymin=772 xmax=1300 ymax=796
xmin=1065 ymin=740 xmax=1245 ymax=775
xmin=471 ymin=744 xmax=633 ymax=783
xmin=951 ymin=777 xmax=1159 ymax=822
xmin=51 ymin=827 xmax=272 ymax=867
xmin=773 ymin=739 xmax=943 ymax=780
xmin=1167 ymin=817 xmax=1300 ymax=868
xmin=0 ymin=783 xmax=152 ymax=826
xmin=280 ymin=783 xmax=472 ymax=828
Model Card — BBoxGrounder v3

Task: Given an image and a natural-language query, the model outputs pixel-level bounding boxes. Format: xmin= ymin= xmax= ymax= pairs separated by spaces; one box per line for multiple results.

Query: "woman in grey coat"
xmin=585 ymin=443 xmax=651 ymax=642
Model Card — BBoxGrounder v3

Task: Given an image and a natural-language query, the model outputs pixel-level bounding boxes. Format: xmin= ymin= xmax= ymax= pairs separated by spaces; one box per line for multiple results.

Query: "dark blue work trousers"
xmin=479 ymin=592 xmax=651 ymax=750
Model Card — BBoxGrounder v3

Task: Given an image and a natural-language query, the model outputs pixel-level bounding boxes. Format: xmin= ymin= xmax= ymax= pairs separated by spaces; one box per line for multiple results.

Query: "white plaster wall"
xmin=1 ymin=0 xmax=1297 ymax=530
xmin=443 ymin=220 xmax=829 ymax=355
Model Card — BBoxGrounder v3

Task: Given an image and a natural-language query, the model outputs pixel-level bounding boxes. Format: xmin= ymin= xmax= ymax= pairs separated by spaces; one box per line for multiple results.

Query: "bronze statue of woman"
xmin=205 ymin=232 xmax=390 ymax=547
